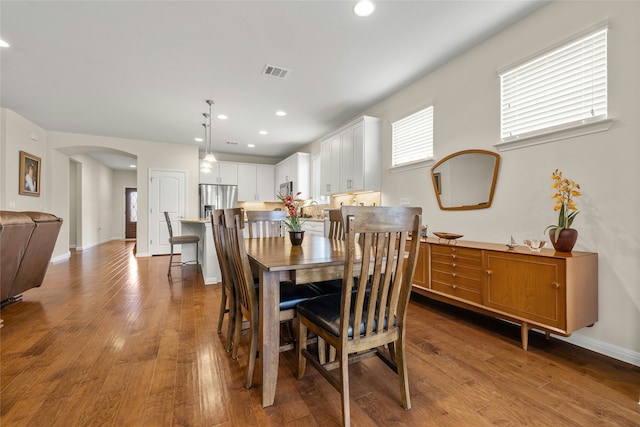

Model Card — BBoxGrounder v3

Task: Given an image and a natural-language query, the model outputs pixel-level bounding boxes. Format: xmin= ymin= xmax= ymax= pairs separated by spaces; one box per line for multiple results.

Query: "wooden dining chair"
xmin=211 ymin=209 xmax=236 ymax=353
xmin=327 ymin=209 xmax=344 ymax=240
xmin=246 ymin=210 xmax=286 ymax=238
xmin=164 ymin=211 xmax=200 ymax=277
xmin=295 ymin=206 xmax=422 ymax=427
xmin=222 ymin=208 xmax=323 ymax=389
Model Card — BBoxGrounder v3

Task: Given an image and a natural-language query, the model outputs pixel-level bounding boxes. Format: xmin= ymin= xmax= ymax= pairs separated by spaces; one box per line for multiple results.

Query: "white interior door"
xmin=149 ymin=169 xmax=187 ymax=255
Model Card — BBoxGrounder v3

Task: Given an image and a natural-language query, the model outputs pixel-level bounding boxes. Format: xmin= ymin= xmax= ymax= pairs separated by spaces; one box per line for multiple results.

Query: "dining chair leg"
xmin=296 ymin=317 xmax=307 ymax=380
xmin=245 ymin=319 xmax=259 ymax=389
xmin=217 ymin=288 xmax=227 ymax=334
xmin=231 ymin=305 xmax=242 ymax=360
xmin=226 ymin=291 xmax=236 ymax=353
xmin=167 ymin=243 xmax=174 ymax=276
xmin=396 ymin=335 xmax=411 ymax=410
xmin=318 ymin=336 xmax=327 ymax=365
xmin=339 ymin=350 xmax=351 ymax=427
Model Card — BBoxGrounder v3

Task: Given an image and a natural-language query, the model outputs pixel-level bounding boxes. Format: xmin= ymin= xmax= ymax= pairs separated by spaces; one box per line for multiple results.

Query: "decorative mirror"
xmin=431 ymin=149 xmax=500 ymax=210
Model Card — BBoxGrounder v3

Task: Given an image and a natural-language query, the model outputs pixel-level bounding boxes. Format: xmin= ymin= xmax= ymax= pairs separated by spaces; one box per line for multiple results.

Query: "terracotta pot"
xmin=289 ymin=230 xmax=305 ymax=246
xmin=548 ymin=228 xmax=578 ymax=252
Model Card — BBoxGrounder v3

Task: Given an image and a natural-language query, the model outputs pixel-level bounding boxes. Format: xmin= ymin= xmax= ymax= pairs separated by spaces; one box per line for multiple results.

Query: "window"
xmin=391 ymin=106 xmax=433 ymax=167
xmin=500 ymin=28 xmax=607 ymax=142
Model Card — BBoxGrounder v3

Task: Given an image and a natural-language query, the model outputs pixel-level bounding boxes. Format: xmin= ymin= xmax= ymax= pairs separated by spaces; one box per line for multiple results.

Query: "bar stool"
xmin=164 ymin=211 xmax=200 ymax=276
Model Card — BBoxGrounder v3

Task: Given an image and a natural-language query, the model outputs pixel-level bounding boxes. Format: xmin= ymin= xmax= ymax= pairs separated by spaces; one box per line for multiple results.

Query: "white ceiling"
xmin=1 ymin=1 xmax=546 ymax=170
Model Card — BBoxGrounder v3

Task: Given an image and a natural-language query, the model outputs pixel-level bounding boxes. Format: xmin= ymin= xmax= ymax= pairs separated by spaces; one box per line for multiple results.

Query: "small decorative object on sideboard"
xmin=277 ymin=191 xmax=306 ymax=245
xmin=506 ymin=235 xmax=518 ymax=249
xmin=433 ymin=231 xmax=463 ymax=244
xmin=524 ymin=239 xmax=546 ymax=252
xmin=544 ymin=169 xmax=581 ymax=252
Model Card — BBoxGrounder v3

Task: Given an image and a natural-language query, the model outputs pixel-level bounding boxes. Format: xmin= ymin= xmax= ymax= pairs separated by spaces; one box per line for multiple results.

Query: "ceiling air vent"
xmin=262 ymin=64 xmax=290 ymax=79
xmin=226 ymin=141 xmax=238 ymax=145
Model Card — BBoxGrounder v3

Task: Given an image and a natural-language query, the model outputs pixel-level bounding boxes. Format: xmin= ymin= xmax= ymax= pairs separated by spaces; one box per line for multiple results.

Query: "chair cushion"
xmin=169 ymin=235 xmax=200 ymax=244
xmin=296 ymin=284 xmax=391 ymax=338
xmin=279 ymin=282 xmax=322 ymax=310
xmin=309 ymin=279 xmax=343 ymax=295
xmin=254 ymin=280 xmax=321 ymax=311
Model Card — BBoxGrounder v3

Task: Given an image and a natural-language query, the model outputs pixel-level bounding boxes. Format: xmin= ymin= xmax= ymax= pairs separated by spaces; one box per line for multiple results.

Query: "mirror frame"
xmin=430 ymin=149 xmax=501 ymax=211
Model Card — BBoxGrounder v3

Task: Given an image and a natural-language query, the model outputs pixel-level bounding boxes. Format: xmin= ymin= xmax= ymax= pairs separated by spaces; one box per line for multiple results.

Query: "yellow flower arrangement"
xmin=545 ymin=169 xmax=581 ymax=240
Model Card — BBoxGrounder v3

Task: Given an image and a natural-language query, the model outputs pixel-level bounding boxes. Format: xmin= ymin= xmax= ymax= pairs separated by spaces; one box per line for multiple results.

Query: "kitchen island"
xmin=179 ymin=218 xmax=220 ymax=285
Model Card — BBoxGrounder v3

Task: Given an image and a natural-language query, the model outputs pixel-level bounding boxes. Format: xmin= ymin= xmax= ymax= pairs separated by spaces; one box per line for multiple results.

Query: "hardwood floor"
xmin=1 ymin=240 xmax=639 ymax=426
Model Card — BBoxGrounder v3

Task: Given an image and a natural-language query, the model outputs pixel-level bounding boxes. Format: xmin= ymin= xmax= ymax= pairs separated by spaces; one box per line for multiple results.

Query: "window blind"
xmin=392 ymin=106 xmax=433 ymax=167
xmin=500 ymin=28 xmax=607 ymax=142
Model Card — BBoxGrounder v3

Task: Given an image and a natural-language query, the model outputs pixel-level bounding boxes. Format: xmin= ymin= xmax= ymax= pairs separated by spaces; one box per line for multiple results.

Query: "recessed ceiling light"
xmin=0 ymin=39 xmax=9 ymax=48
xmin=259 ymin=130 xmax=268 ymax=135
xmin=248 ymin=144 xmax=255 ymax=148
xmin=195 ymin=137 xmax=203 ymax=142
xmin=353 ymin=0 xmax=375 ymax=17
xmin=217 ymin=114 xmax=228 ymax=120
xmin=275 ymin=111 xmax=287 ymax=117
xmin=129 ymin=164 xmax=136 ymax=168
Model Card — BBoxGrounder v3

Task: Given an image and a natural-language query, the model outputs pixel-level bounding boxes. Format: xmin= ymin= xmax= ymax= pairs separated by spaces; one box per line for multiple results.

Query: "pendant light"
xmin=200 ymin=123 xmax=212 ymax=171
xmin=204 ymin=99 xmax=217 ymax=162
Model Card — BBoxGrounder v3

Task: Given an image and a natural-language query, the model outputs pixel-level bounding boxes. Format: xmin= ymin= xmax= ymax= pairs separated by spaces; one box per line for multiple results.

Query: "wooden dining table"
xmin=245 ymin=234 xmax=351 ymax=407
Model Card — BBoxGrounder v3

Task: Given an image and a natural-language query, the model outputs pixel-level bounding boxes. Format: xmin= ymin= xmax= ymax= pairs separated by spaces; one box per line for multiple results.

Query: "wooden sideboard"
xmin=412 ymin=238 xmax=598 ymax=350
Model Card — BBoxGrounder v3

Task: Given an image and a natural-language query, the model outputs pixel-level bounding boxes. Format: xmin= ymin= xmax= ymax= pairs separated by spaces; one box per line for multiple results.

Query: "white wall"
xmin=305 ymin=1 xmax=640 ymax=364
xmin=1 ymin=109 xmax=49 ymax=212
xmin=48 ymin=131 xmax=199 ymax=257
xmin=0 ymin=111 xmax=199 ymax=259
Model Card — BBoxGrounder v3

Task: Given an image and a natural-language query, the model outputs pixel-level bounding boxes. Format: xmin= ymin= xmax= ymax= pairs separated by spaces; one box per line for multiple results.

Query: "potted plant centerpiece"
xmin=545 ymin=169 xmax=581 ymax=252
xmin=277 ymin=191 xmax=306 ymax=245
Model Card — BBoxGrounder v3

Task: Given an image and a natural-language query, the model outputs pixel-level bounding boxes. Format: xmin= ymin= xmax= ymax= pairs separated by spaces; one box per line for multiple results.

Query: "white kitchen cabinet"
xmin=199 ymin=161 xmax=238 ymax=185
xmin=320 ymin=133 xmax=341 ymax=196
xmin=274 ymin=152 xmax=310 ymax=199
xmin=320 ymin=116 xmax=380 ymax=195
xmin=237 ymin=163 xmax=275 ymax=201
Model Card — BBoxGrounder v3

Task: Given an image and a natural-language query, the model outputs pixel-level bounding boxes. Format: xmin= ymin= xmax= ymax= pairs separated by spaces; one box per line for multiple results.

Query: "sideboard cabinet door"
xmin=483 ymin=252 xmax=566 ymax=329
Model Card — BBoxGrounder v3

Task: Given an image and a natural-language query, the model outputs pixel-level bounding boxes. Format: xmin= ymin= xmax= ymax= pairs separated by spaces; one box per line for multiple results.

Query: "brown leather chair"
xmin=0 ymin=211 xmax=63 ymax=306
xmin=0 ymin=212 xmax=35 ymax=303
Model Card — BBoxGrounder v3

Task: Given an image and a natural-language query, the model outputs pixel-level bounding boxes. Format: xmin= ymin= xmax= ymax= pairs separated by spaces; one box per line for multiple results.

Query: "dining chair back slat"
xmin=246 ymin=210 xmax=286 ymax=238
xmin=327 ymin=209 xmax=344 ymax=240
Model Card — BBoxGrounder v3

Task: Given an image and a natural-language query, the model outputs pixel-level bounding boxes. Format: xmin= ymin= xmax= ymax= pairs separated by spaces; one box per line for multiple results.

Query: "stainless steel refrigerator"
xmin=199 ymin=184 xmax=238 ymax=218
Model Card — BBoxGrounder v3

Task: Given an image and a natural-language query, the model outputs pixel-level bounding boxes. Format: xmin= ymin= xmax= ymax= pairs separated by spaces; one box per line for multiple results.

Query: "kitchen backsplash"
xmin=239 ymin=191 xmax=381 ymax=219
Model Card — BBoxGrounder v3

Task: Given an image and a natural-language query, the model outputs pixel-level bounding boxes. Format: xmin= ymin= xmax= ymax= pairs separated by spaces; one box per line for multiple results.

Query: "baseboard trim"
xmin=556 ymin=333 xmax=640 ymax=367
xmin=51 ymin=251 xmax=71 ymax=263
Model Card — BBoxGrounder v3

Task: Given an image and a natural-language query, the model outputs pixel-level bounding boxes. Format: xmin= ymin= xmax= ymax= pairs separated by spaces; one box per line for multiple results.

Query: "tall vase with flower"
xmin=277 ymin=192 xmax=306 ymax=245
xmin=544 ymin=169 xmax=581 ymax=252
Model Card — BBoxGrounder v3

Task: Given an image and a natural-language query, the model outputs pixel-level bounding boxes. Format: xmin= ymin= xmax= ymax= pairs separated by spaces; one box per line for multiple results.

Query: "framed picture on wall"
xmin=433 ymin=172 xmax=442 ymax=195
xmin=19 ymin=151 xmax=41 ymax=196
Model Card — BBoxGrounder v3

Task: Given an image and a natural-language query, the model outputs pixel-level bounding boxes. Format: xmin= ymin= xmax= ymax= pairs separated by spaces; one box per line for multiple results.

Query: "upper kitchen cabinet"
xmin=320 ymin=133 xmax=341 ymax=196
xmin=199 ymin=161 xmax=238 ymax=185
xmin=237 ymin=163 xmax=275 ymax=202
xmin=275 ymin=152 xmax=311 ymax=199
xmin=320 ymin=116 xmax=381 ymax=195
